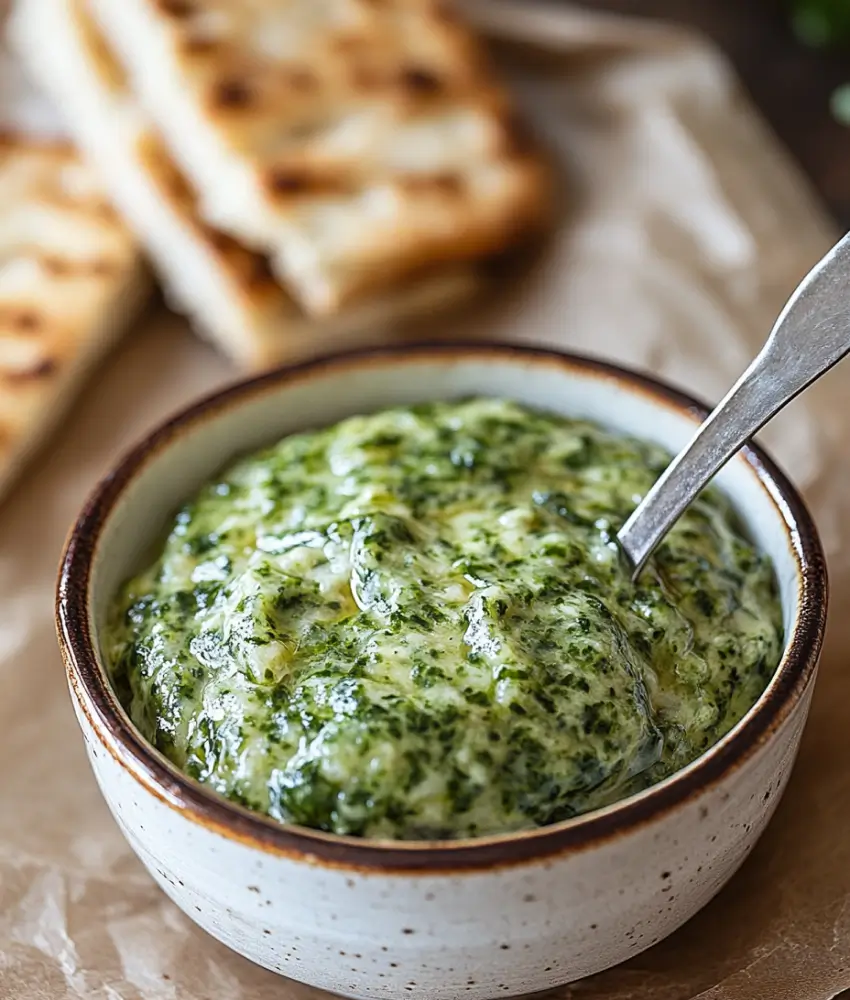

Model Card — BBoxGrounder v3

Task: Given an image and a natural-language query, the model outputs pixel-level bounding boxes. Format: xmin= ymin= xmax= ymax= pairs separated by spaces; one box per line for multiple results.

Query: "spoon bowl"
xmin=56 ymin=343 xmax=826 ymax=999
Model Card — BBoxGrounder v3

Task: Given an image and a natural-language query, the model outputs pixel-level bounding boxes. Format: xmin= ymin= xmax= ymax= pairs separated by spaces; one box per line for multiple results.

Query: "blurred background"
xmin=584 ymin=0 xmax=850 ymax=223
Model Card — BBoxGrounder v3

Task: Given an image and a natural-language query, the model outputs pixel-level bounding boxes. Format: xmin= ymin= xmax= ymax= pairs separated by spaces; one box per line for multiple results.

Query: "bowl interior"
xmin=89 ymin=350 xmax=802 ymax=656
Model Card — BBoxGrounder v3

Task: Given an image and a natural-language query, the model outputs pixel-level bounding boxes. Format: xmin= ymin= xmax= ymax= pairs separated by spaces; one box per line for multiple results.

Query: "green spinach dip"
xmin=106 ymin=399 xmax=782 ymax=841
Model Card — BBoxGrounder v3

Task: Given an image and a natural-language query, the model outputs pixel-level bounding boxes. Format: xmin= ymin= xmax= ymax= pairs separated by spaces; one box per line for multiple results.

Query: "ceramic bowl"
xmin=57 ymin=343 xmax=827 ymax=1000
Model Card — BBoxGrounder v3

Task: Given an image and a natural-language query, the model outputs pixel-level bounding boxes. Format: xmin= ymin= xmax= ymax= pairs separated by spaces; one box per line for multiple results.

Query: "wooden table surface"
xmin=582 ymin=0 xmax=850 ymax=227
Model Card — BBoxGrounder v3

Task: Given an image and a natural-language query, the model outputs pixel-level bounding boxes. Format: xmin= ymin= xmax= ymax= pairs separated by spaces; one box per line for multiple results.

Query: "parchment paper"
xmin=1 ymin=2 xmax=848 ymax=998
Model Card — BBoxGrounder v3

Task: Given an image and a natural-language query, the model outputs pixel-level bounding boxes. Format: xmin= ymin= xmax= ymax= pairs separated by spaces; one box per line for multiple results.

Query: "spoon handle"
xmin=618 ymin=231 xmax=850 ymax=579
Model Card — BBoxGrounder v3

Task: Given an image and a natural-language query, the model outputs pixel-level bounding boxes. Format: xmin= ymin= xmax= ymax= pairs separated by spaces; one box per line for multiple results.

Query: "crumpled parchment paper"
xmin=1 ymin=2 xmax=849 ymax=998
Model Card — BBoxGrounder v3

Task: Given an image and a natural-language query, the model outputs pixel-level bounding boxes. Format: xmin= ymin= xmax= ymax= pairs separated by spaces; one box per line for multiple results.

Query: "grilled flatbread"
xmin=84 ymin=0 xmax=549 ymax=315
xmin=0 ymin=134 xmax=147 ymax=500
xmin=11 ymin=0 xmax=479 ymax=369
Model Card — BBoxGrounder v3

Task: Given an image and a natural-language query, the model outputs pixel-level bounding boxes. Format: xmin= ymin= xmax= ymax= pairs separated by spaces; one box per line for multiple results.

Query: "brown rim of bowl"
xmin=57 ymin=341 xmax=828 ymax=873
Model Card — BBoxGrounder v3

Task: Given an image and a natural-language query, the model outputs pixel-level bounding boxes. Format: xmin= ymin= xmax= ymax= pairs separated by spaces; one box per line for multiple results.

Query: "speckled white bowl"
xmin=57 ymin=344 xmax=826 ymax=1000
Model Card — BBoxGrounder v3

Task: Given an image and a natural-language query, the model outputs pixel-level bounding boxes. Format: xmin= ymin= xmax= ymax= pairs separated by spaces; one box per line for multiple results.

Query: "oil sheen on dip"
xmin=105 ymin=399 xmax=782 ymax=841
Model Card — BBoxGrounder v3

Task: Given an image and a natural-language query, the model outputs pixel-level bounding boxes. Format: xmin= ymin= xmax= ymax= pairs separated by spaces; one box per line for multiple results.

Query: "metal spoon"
xmin=618 ymin=231 xmax=850 ymax=580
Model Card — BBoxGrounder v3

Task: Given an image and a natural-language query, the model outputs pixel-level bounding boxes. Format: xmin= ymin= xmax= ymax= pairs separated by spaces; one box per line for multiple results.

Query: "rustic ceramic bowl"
xmin=57 ymin=344 xmax=827 ymax=1000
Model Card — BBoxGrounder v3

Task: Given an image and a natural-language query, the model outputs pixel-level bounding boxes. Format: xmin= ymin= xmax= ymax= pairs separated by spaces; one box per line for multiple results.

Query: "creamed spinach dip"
xmin=106 ymin=399 xmax=782 ymax=841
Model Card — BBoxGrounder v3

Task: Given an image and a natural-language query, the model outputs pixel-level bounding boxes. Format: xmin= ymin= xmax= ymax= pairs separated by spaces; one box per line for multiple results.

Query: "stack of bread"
xmin=9 ymin=0 xmax=550 ymax=369
xmin=0 ymin=0 xmax=549 ymax=498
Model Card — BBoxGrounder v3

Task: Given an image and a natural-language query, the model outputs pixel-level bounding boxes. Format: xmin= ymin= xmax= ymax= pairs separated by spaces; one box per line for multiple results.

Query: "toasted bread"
xmin=11 ymin=0 xmax=479 ymax=369
xmin=0 ymin=133 xmax=147 ymax=498
xmin=84 ymin=0 xmax=549 ymax=315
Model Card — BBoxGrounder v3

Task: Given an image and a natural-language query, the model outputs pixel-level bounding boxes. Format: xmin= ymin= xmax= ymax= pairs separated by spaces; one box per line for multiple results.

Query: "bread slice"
xmin=0 ymin=134 xmax=148 ymax=499
xmin=10 ymin=0 xmax=480 ymax=371
xmin=84 ymin=0 xmax=549 ymax=315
